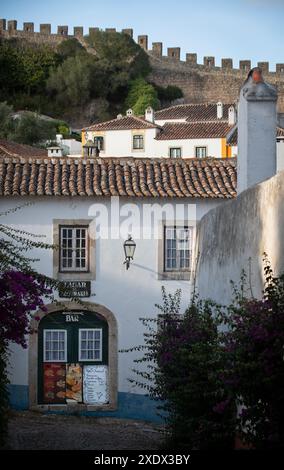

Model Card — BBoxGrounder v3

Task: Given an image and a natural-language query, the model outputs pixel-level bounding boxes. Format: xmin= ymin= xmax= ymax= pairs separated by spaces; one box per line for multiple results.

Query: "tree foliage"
xmin=125 ymin=78 xmax=159 ymax=114
xmin=125 ymin=258 xmax=284 ymax=449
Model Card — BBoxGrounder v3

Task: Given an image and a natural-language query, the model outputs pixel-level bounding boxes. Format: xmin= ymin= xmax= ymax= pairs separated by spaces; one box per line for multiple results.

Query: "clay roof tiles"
xmin=155 ymin=103 xmax=233 ymax=121
xmin=0 ymin=139 xmax=47 ymax=158
xmin=83 ymin=115 xmax=160 ymax=131
xmin=0 ymin=156 xmax=236 ymax=199
xmin=155 ymin=121 xmax=232 ymax=140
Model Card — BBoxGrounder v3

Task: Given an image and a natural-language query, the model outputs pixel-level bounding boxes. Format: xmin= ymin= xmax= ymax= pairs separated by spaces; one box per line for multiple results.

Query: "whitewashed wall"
xmin=2 ymin=196 xmax=223 ymax=394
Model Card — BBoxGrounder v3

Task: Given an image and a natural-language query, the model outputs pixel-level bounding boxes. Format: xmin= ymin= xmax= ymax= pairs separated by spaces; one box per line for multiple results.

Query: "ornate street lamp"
xmin=123 ymin=235 xmax=136 ymax=270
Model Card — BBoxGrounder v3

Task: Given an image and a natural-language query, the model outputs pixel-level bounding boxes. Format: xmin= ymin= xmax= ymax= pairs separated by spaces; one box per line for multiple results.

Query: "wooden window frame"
xmin=164 ymin=225 xmax=192 ymax=273
xmin=169 ymin=147 xmax=182 ymax=158
xmin=59 ymin=225 xmax=89 ymax=273
xmin=43 ymin=329 xmax=67 ymax=363
xmin=78 ymin=328 xmax=103 ymax=362
xmin=132 ymin=134 xmax=144 ymax=150
xmin=195 ymin=146 xmax=207 ymax=158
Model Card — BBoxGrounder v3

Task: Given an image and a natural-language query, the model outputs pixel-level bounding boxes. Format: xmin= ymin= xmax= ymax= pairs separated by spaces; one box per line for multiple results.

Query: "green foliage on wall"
xmin=125 ymin=78 xmax=160 ymax=114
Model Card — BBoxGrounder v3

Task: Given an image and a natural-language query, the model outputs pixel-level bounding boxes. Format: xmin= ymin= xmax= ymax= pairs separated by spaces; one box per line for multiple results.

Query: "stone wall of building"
xmin=193 ymin=171 xmax=284 ymax=305
xmin=1 ymin=18 xmax=284 ymax=111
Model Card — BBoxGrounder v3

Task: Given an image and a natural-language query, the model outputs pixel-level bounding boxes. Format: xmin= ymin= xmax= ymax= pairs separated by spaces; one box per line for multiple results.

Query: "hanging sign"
xmin=59 ymin=281 xmax=91 ymax=298
xmin=83 ymin=365 xmax=109 ymax=404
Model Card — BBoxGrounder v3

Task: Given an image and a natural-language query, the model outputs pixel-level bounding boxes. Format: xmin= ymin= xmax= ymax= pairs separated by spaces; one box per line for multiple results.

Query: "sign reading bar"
xmin=59 ymin=280 xmax=91 ymax=298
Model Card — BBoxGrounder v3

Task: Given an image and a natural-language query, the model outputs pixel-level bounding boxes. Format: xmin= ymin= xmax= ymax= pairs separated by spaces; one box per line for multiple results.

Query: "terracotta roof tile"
xmin=155 ymin=122 xmax=233 ymax=140
xmin=155 ymin=103 xmax=233 ymax=121
xmin=226 ymin=126 xmax=284 ymax=145
xmin=83 ymin=115 xmax=160 ymax=131
xmin=0 ymin=139 xmax=47 ymax=158
xmin=0 ymin=156 xmax=236 ymax=199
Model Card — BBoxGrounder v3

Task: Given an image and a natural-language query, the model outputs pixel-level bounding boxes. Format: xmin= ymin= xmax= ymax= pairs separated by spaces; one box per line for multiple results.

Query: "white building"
xmin=82 ymin=103 xmax=236 ymax=160
xmin=0 ymin=141 xmax=236 ymax=420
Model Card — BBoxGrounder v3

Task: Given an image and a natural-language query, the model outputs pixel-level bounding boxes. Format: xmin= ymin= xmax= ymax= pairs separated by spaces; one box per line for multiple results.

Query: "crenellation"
xmin=89 ymin=27 xmax=99 ymax=35
xmin=276 ymin=64 xmax=284 ymax=74
xmin=122 ymin=28 xmax=133 ymax=38
xmin=168 ymin=47 xmax=180 ymax=60
xmin=137 ymin=35 xmax=148 ymax=50
xmin=8 ymin=20 xmax=17 ymax=32
xmin=0 ymin=19 xmax=7 ymax=30
xmin=258 ymin=61 xmax=269 ymax=73
xmin=0 ymin=18 xmax=283 ymax=95
xmin=40 ymin=23 xmax=51 ymax=34
xmin=204 ymin=56 xmax=215 ymax=67
xmin=57 ymin=25 xmax=68 ymax=36
xmin=74 ymin=26 xmax=83 ymax=36
xmin=239 ymin=60 xmax=251 ymax=72
xmin=222 ymin=58 xmax=233 ymax=69
xmin=152 ymin=42 xmax=163 ymax=57
xmin=186 ymin=53 xmax=197 ymax=65
xmin=23 ymin=22 xmax=34 ymax=33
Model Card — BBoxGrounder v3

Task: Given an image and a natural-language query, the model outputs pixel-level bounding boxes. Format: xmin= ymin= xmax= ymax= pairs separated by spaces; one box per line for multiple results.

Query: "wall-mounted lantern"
xmin=123 ymin=235 xmax=136 ymax=270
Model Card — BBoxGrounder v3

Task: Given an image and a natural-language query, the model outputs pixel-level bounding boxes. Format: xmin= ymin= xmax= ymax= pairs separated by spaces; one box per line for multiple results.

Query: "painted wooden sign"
xmin=83 ymin=365 xmax=109 ymax=404
xmin=59 ymin=281 xmax=91 ymax=298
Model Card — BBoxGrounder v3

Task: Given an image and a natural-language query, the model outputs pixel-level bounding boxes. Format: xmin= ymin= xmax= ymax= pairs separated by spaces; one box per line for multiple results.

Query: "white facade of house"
xmin=83 ymin=128 xmax=224 ymax=159
xmin=2 ymin=195 xmax=224 ymax=420
xmin=82 ymin=105 xmax=233 ymax=160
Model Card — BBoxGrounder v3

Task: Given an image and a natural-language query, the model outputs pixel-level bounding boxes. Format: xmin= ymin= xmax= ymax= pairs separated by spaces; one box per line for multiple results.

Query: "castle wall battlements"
xmin=1 ymin=18 xmax=284 ymax=75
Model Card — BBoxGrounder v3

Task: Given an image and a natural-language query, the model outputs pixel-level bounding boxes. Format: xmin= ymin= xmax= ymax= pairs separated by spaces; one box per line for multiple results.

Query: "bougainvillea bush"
xmin=125 ymin=288 xmax=236 ymax=450
xmin=221 ymin=260 xmax=284 ymax=449
xmin=0 ymin=206 xmax=58 ymax=446
xmin=128 ymin=259 xmax=284 ymax=449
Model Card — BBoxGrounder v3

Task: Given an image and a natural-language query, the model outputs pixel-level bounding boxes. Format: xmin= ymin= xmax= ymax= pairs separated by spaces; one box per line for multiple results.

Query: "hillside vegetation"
xmin=0 ymin=31 xmax=183 ymax=132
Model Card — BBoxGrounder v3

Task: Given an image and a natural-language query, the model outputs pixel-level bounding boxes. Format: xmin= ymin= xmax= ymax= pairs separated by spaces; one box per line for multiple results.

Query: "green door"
xmin=38 ymin=310 xmax=108 ymax=404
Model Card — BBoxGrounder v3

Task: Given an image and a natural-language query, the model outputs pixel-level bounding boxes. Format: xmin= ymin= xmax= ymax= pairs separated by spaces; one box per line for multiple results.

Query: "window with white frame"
xmin=169 ymin=148 xmax=182 ymax=158
xmin=79 ymin=329 xmax=102 ymax=361
xmin=164 ymin=226 xmax=192 ymax=271
xmin=133 ymin=135 xmax=144 ymax=150
xmin=195 ymin=146 xmax=207 ymax=158
xmin=44 ymin=330 xmax=67 ymax=362
xmin=60 ymin=226 xmax=88 ymax=272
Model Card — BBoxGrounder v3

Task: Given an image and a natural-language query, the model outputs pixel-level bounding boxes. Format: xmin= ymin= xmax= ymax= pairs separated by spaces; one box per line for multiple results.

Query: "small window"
xmin=44 ymin=330 xmax=67 ymax=362
xmin=195 ymin=147 xmax=207 ymax=158
xmin=170 ymin=148 xmax=182 ymax=158
xmin=94 ymin=136 xmax=104 ymax=151
xmin=60 ymin=226 xmax=88 ymax=272
xmin=79 ymin=329 xmax=102 ymax=361
xmin=133 ymin=135 xmax=144 ymax=150
xmin=164 ymin=226 xmax=192 ymax=272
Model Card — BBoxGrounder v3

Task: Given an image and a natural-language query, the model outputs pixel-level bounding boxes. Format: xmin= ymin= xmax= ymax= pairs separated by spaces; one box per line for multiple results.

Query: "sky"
xmin=1 ymin=0 xmax=284 ymax=70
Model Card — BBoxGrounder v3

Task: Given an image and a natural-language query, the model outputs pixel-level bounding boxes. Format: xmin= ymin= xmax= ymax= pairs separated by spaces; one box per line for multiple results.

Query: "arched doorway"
xmin=29 ymin=302 xmax=117 ymax=411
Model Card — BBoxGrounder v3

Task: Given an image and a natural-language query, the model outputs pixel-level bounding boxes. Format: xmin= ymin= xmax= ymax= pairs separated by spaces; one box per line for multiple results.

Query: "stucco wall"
xmin=194 ymin=171 xmax=284 ymax=304
xmin=2 ymin=196 xmax=221 ymax=393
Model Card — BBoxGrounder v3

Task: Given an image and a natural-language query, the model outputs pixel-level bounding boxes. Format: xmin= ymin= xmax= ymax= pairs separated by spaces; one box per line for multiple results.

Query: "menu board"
xmin=66 ymin=363 xmax=82 ymax=402
xmin=43 ymin=363 xmax=66 ymax=403
xmin=83 ymin=365 xmax=109 ymax=404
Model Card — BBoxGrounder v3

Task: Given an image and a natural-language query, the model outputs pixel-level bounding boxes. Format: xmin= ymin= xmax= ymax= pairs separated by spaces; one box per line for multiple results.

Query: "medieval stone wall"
xmin=149 ymin=56 xmax=284 ymax=112
xmin=1 ymin=18 xmax=284 ymax=111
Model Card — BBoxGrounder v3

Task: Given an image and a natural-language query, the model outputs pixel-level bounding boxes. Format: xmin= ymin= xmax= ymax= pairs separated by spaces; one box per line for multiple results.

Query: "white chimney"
xmin=228 ymin=105 xmax=236 ymax=125
xmin=47 ymin=146 xmax=63 ymax=157
xmin=56 ymin=134 xmax=63 ymax=144
xmin=237 ymin=67 xmax=278 ymax=194
xmin=145 ymin=106 xmax=155 ymax=123
xmin=217 ymin=101 xmax=223 ymax=119
xmin=126 ymin=108 xmax=133 ymax=117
